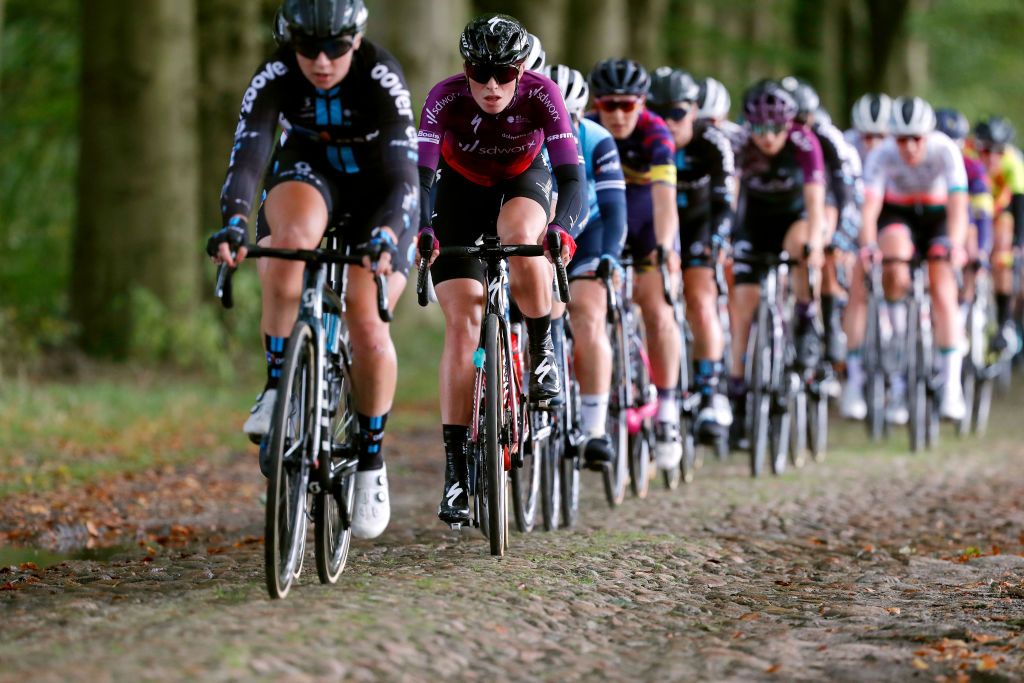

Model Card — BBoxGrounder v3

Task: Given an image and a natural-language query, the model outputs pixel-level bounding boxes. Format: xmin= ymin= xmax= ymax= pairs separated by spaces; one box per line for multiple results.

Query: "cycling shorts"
xmin=255 ymin=144 xmax=414 ymax=276
xmin=678 ymin=205 xmax=714 ymax=270
xmin=625 ymin=184 xmax=658 ymax=266
xmin=568 ymin=216 xmax=606 ymax=279
xmin=732 ymin=205 xmax=804 ymax=286
xmin=877 ymin=203 xmax=949 ymax=258
xmin=429 ymin=154 xmax=552 ymax=286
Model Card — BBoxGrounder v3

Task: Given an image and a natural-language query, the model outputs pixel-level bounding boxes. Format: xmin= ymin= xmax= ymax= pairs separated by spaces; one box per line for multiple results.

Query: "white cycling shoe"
xmin=840 ymin=382 xmax=867 ymax=421
xmin=939 ymin=383 xmax=966 ymax=422
xmin=654 ymin=421 xmax=683 ymax=470
xmin=243 ymin=389 xmax=277 ymax=443
xmin=351 ymin=465 xmax=391 ymax=539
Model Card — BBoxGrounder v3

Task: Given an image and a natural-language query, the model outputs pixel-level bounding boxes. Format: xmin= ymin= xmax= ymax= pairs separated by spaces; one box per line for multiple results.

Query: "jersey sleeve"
xmin=938 ymin=134 xmax=968 ymax=193
xmin=789 ymin=125 xmax=825 ymax=186
xmin=702 ymin=124 xmax=736 ymax=238
xmin=416 ymin=80 xmax=453 ymax=227
xmin=535 ymin=78 xmax=585 ymax=232
xmin=364 ymin=49 xmax=420 ymax=236
xmin=861 ymin=145 xmax=888 ymax=199
xmin=218 ymin=56 xmax=289 ymax=226
xmin=591 ymin=135 xmax=627 ymax=257
xmin=645 ymin=114 xmax=677 ymax=186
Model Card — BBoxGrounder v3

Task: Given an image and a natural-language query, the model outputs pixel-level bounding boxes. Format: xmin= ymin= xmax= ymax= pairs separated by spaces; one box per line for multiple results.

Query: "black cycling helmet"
xmin=589 ymin=58 xmax=651 ymax=97
xmin=935 ymin=108 xmax=969 ymax=142
xmin=274 ymin=0 xmax=367 ymax=43
xmin=459 ymin=14 xmax=530 ymax=66
xmin=974 ymin=116 xmax=1016 ymax=147
xmin=780 ymin=76 xmax=820 ymax=119
xmin=647 ymin=67 xmax=699 ymax=107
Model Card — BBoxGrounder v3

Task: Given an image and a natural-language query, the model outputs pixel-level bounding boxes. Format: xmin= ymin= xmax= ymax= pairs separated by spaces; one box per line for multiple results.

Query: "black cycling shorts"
xmin=429 ymin=154 xmax=553 ymax=286
xmin=254 ymin=143 xmax=414 ymax=276
xmin=877 ymin=203 xmax=949 ymax=257
xmin=732 ymin=205 xmax=804 ymax=286
xmin=678 ymin=206 xmax=714 ymax=270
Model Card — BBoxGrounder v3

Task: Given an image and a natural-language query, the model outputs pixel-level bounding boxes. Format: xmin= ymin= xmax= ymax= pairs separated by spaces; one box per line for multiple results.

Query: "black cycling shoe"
xmin=694 ymin=394 xmax=727 ymax=446
xmin=582 ymin=435 xmax=614 ymax=468
xmin=728 ymin=397 xmax=748 ymax=451
xmin=824 ymin=310 xmax=846 ymax=364
xmin=437 ymin=452 xmax=470 ymax=527
xmin=528 ymin=338 xmax=562 ymax=405
xmin=794 ymin=319 xmax=822 ymax=371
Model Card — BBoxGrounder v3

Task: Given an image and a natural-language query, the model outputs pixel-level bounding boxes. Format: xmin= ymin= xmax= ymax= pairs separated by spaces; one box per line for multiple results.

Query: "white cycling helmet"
xmin=543 ymin=64 xmax=589 ymax=118
xmin=851 ymin=93 xmax=892 ymax=134
xmin=890 ymin=96 xmax=936 ymax=136
xmin=697 ymin=77 xmax=731 ymax=120
xmin=524 ymin=32 xmax=546 ymax=73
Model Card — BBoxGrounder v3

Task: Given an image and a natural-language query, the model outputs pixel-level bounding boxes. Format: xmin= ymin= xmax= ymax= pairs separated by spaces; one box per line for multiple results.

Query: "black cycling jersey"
xmin=675 ymin=119 xmax=736 ymax=240
xmin=219 ymin=40 xmax=419 ymax=237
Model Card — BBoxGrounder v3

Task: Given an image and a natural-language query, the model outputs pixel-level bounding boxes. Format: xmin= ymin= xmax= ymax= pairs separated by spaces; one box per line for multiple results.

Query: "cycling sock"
xmin=264 ymin=335 xmax=288 ymax=390
xmin=846 ymin=349 xmax=864 ymax=384
xmin=938 ymin=346 xmax=962 ymax=387
xmin=656 ymin=387 xmax=677 ymax=422
xmin=795 ymin=300 xmax=816 ymax=321
xmin=525 ymin=314 xmax=552 ymax=355
xmin=727 ymin=376 xmax=746 ymax=400
xmin=580 ymin=394 xmax=609 ymax=437
xmin=997 ymin=293 xmax=1012 ymax=326
xmin=356 ymin=412 xmax=388 ymax=471
xmin=442 ymin=424 xmax=470 ymax=472
xmin=694 ymin=358 xmax=722 ymax=397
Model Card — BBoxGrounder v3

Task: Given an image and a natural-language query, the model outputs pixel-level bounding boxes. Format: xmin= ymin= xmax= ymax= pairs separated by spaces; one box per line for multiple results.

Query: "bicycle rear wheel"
xmin=483 ymin=314 xmax=508 ymax=555
xmin=265 ymin=323 xmax=316 ymax=599
xmin=539 ymin=419 xmax=561 ymax=532
xmin=314 ymin=354 xmax=355 ymax=585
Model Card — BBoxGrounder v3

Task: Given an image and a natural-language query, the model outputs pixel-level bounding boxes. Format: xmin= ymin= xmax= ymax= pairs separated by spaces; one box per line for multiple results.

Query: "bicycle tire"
xmin=906 ymin=298 xmax=926 ymax=453
xmin=559 ymin=332 xmax=581 ymax=529
xmin=974 ymin=375 xmax=994 ymax=436
xmin=265 ymin=323 xmax=316 ymax=599
xmin=314 ymin=355 xmax=355 ymax=585
xmin=483 ymin=314 xmax=507 ymax=555
xmin=809 ymin=391 xmax=829 ymax=462
xmin=864 ymin=294 xmax=887 ymax=441
xmin=749 ymin=306 xmax=771 ymax=477
xmin=603 ymin=316 xmax=629 ymax=507
xmin=789 ymin=387 xmax=808 ymax=468
xmin=540 ymin=427 xmax=561 ymax=532
xmin=628 ymin=426 xmax=652 ymax=499
xmin=678 ymin=424 xmax=696 ymax=485
xmin=770 ymin=399 xmax=790 ymax=476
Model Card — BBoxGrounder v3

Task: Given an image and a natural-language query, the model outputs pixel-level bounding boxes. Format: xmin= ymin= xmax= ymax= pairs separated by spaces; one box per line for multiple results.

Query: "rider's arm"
xmin=218 ymin=55 xmax=288 ymax=229
xmin=416 ymin=81 xmax=448 ymax=229
xmin=541 ymin=83 xmax=586 ymax=237
xmin=792 ymin=126 xmax=826 ymax=253
xmin=705 ymin=125 xmax=736 ymax=242
xmin=647 ymin=118 xmax=679 ymax=250
xmin=592 ymin=135 xmax=628 ymax=257
xmin=941 ymin=136 xmax=970 ymax=251
xmin=859 ymin=145 xmax=887 ymax=247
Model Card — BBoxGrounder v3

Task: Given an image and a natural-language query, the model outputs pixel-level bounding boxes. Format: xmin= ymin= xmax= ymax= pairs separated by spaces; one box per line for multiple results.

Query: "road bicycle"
xmin=415 ymin=232 xmax=569 ymax=555
xmin=215 ymin=235 xmax=391 ymax=599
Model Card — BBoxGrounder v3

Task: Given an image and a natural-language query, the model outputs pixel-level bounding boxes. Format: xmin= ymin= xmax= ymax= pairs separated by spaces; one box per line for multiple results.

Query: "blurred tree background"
xmin=1 ymin=0 xmax=1022 ymax=374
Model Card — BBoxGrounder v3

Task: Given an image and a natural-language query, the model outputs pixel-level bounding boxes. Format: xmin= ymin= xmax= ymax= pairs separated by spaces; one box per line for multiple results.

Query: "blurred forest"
xmin=1 ymin=0 xmax=1022 ymax=373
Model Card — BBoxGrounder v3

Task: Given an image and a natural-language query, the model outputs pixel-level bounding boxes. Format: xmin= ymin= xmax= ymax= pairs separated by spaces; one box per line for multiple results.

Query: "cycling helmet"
xmin=697 ymin=77 xmax=731 ymax=120
xmin=543 ymin=64 xmax=589 ymax=117
xmin=974 ymin=116 xmax=1016 ymax=147
xmin=780 ymin=76 xmax=820 ymax=119
xmin=935 ymin=108 xmax=969 ymax=142
xmin=742 ymin=79 xmax=797 ymax=125
xmin=524 ymin=33 xmax=546 ymax=72
xmin=589 ymin=58 xmax=650 ymax=97
xmin=850 ymin=93 xmax=892 ymax=134
xmin=890 ymin=96 xmax=936 ymax=136
xmin=459 ymin=14 xmax=530 ymax=66
xmin=648 ymin=67 xmax=699 ymax=107
xmin=274 ymin=0 xmax=367 ymax=43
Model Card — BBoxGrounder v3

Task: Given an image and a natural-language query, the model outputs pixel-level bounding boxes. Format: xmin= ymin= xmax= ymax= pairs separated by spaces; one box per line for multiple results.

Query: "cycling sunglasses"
xmin=749 ymin=122 xmax=788 ymax=136
xmin=464 ymin=61 xmax=521 ymax=85
xmin=978 ymin=143 xmax=1007 ymax=155
xmin=651 ymin=103 xmax=693 ymax=122
xmin=293 ymin=34 xmax=356 ymax=60
xmin=595 ymin=97 xmax=641 ymax=113
xmin=862 ymin=132 xmax=885 ymax=142
xmin=896 ymin=134 xmax=923 ymax=145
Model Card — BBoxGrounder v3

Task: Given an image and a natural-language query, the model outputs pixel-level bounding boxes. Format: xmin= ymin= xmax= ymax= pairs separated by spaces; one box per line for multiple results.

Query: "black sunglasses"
xmin=595 ymin=98 xmax=641 ymax=113
xmin=464 ymin=61 xmax=521 ymax=85
xmin=651 ymin=104 xmax=693 ymax=122
xmin=293 ymin=34 xmax=356 ymax=60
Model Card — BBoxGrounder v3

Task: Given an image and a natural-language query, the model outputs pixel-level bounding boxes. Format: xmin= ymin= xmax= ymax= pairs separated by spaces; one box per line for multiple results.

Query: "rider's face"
xmin=596 ymin=97 xmax=644 ymax=140
xmin=466 ymin=63 xmax=523 ymax=115
xmin=750 ymin=126 xmax=789 ymax=156
xmin=896 ymin=134 xmax=927 ymax=166
xmin=659 ymin=102 xmax=697 ymax=148
xmin=296 ymin=34 xmax=362 ymax=90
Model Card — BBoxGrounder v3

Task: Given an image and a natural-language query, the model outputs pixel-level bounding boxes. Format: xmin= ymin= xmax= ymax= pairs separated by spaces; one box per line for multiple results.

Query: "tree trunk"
xmin=628 ymin=0 xmax=670 ymax=68
xmin=566 ymin=0 xmax=628 ymax=73
xmin=73 ymin=0 xmax=200 ymax=357
xmin=0 ymin=0 xmax=6 ymax=101
xmin=197 ymin=0 xmax=261 ymax=243
xmin=792 ymin=0 xmax=827 ymax=88
xmin=864 ymin=0 xmax=911 ymax=92
xmin=368 ymin=0 xmax=470 ymax=103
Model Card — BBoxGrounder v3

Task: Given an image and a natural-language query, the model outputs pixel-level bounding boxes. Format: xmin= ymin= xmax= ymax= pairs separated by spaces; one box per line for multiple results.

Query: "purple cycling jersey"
xmin=737 ymin=122 xmax=825 ymax=212
xmin=418 ymin=71 xmax=579 ymax=187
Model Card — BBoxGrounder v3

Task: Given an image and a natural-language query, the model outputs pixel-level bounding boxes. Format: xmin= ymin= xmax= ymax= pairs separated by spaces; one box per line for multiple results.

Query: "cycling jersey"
xmin=220 ymin=41 xmax=419 ymax=236
xmin=417 ymin=70 xmax=584 ymax=235
xmin=816 ymin=120 xmax=862 ymax=249
xmin=673 ymin=120 xmax=735 ymax=267
xmin=964 ymin=155 xmax=993 ymax=253
xmin=988 ymin=145 xmax=1024 ymax=214
xmin=737 ymin=123 xmax=826 ymax=214
xmin=585 ymin=108 xmax=676 ymax=258
xmin=569 ymin=118 xmax=627 ymax=276
xmin=843 ymin=129 xmax=874 ymax=165
xmin=717 ymin=119 xmax=748 ymax=157
xmin=862 ymin=132 xmax=967 ymax=207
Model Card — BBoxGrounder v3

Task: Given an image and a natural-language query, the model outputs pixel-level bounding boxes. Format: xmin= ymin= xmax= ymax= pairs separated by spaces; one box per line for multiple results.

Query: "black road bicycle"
xmin=215 ymin=236 xmax=391 ymax=599
xmin=416 ymin=232 xmax=569 ymax=555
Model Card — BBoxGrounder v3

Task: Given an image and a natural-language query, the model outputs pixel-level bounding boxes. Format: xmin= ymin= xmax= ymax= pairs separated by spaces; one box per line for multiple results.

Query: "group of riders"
xmin=208 ymin=1 xmax=1024 ymax=541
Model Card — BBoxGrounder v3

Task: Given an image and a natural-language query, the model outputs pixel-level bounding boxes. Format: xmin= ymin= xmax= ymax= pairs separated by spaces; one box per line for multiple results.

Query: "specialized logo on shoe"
xmin=445 ymin=483 xmax=464 ymax=507
xmin=533 ymin=357 xmax=555 ymax=383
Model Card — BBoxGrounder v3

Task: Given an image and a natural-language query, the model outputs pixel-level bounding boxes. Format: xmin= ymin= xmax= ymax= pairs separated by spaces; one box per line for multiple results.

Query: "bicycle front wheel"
xmin=483 ymin=314 xmax=508 ymax=556
xmin=265 ymin=322 xmax=316 ymax=599
xmin=315 ymin=355 xmax=355 ymax=585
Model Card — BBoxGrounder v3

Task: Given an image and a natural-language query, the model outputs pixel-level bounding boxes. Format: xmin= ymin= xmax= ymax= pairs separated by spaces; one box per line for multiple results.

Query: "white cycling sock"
xmin=580 ymin=394 xmax=608 ymax=437
xmin=657 ymin=393 xmax=678 ymax=422
xmin=846 ymin=352 xmax=864 ymax=387
xmin=939 ymin=347 xmax=963 ymax=390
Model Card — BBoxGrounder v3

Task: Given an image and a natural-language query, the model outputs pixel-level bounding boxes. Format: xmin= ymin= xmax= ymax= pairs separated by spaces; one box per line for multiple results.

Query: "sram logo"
xmin=370 ymin=63 xmax=414 ymax=119
xmin=241 ymin=61 xmax=288 ymax=115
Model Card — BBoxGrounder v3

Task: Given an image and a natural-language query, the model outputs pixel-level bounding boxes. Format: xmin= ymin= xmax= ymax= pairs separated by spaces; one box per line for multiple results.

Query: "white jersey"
xmin=862 ymin=131 xmax=967 ymax=207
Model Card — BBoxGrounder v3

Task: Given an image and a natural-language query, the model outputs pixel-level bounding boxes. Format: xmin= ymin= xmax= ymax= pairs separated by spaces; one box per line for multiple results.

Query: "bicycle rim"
xmin=265 ymin=324 xmax=315 ymax=599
